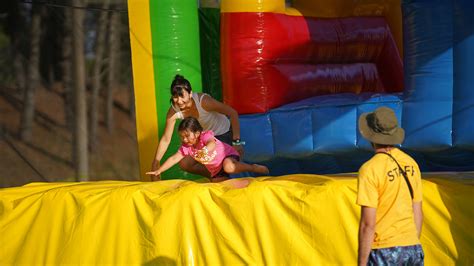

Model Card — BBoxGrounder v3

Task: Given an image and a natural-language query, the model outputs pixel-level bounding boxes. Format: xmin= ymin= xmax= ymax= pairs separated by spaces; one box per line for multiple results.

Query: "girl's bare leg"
xmin=179 ymin=156 xmax=211 ymax=177
xmin=211 ymin=176 xmax=229 ymax=182
xmin=222 ymin=158 xmax=269 ymax=175
xmin=226 ymin=179 xmax=250 ymax=188
xmin=209 ymin=158 xmax=268 ymax=189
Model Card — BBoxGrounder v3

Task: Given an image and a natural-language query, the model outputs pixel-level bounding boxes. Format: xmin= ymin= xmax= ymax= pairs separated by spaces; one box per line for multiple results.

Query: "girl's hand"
xmin=146 ymin=170 xmax=161 ymax=181
xmin=195 ymin=146 xmax=217 ymax=164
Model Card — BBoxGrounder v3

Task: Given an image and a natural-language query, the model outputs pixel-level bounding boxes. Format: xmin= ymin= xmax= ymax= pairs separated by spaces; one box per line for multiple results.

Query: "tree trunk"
xmin=72 ymin=0 xmax=89 ymax=181
xmin=61 ymin=8 xmax=74 ymax=131
xmin=5 ymin=0 xmax=26 ymax=93
xmin=105 ymin=9 xmax=120 ymax=133
xmin=12 ymin=36 xmax=26 ymax=93
xmin=47 ymin=61 xmax=55 ymax=89
xmin=90 ymin=0 xmax=110 ymax=151
xmin=40 ymin=10 xmax=55 ymax=91
xmin=20 ymin=5 xmax=42 ymax=142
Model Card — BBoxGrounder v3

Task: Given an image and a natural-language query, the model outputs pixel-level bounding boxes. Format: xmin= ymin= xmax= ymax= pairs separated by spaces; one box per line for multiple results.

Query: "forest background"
xmin=0 ymin=0 xmax=140 ymax=187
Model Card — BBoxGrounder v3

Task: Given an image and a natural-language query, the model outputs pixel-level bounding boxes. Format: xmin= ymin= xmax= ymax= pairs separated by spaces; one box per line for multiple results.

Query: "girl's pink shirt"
xmin=179 ymin=130 xmax=239 ymax=176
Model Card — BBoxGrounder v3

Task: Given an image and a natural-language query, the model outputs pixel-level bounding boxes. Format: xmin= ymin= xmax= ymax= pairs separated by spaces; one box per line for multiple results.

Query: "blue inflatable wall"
xmin=453 ymin=0 xmax=474 ymax=149
xmin=239 ymin=0 xmax=474 ymax=175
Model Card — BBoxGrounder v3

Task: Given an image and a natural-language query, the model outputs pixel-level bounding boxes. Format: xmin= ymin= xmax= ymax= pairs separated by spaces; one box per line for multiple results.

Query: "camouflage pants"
xmin=368 ymin=244 xmax=424 ymax=266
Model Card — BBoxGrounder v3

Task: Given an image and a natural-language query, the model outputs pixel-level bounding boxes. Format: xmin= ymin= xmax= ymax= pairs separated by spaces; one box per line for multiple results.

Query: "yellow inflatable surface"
xmin=0 ymin=174 xmax=472 ymax=265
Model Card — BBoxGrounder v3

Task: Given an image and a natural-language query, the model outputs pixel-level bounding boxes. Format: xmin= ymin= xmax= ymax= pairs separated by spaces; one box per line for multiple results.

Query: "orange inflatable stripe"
xmin=220 ymin=0 xmax=402 ymax=55
xmin=221 ymin=0 xmax=286 ymax=13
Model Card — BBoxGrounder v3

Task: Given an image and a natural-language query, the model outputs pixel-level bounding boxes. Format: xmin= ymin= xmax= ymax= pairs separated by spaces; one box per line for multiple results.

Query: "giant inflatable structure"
xmin=128 ymin=0 xmax=474 ymax=179
xmin=226 ymin=0 xmax=474 ymax=175
xmin=0 ymin=0 xmax=473 ymax=264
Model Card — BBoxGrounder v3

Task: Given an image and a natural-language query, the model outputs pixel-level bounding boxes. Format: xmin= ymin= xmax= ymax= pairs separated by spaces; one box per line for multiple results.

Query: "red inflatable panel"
xmin=221 ymin=13 xmax=403 ymax=114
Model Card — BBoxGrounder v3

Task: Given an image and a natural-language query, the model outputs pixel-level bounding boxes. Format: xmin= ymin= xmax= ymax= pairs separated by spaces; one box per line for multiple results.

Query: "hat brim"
xmin=358 ymin=112 xmax=405 ymax=145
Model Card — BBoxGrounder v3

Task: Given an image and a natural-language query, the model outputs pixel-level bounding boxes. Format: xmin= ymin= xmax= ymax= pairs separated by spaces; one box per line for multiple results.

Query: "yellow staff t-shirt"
xmin=357 ymin=148 xmax=422 ymax=249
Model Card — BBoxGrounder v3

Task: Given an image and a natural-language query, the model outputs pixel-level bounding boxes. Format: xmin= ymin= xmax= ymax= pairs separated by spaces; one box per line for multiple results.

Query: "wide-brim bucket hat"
xmin=358 ymin=106 xmax=405 ymax=145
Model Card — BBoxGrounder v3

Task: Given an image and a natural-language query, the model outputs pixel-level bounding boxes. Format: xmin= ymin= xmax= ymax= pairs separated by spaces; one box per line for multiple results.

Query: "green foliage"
xmin=0 ymin=30 xmax=9 ymax=48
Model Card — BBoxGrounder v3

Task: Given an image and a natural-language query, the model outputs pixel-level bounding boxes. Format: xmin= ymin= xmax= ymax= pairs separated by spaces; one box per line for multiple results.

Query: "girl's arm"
xmin=151 ymin=108 xmax=178 ymax=171
xmin=147 ymin=151 xmax=184 ymax=178
xmin=195 ymin=137 xmax=217 ymax=164
xmin=204 ymin=137 xmax=216 ymax=152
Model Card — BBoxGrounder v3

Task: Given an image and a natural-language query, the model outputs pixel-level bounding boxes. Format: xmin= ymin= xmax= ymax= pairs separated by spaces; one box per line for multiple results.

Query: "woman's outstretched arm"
xmin=151 ymin=108 xmax=178 ymax=171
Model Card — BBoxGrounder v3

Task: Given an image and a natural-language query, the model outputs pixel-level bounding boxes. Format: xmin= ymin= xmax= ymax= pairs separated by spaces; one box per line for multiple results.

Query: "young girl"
xmin=146 ymin=117 xmax=269 ymax=182
xmin=151 ymin=74 xmax=243 ymax=178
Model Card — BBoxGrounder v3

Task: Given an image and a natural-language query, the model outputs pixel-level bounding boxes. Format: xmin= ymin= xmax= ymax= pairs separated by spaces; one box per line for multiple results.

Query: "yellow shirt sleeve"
xmin=357 ymin=164 xmax=379 ymax=208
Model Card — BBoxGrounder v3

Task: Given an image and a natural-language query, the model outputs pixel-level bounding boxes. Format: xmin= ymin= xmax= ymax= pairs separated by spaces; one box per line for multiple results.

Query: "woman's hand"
xmin=233 ymin=145 xmax=244 ymax=158
xmin=149 ymin=160 xmax=161 ymax=181
xmin=151 ymin=160 xmax=160 ymax=171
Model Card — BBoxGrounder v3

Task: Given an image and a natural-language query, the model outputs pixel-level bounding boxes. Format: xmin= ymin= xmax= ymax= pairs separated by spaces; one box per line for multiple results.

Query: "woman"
xmin=151 ymin=74 xmax=244 ymax=180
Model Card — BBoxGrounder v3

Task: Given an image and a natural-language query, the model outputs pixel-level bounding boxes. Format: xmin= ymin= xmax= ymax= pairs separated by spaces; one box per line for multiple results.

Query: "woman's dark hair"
xmin=170 ymin=74 xmax=192 ymax=98
xmin=178 ymin=117 xmax=203 ymax=133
